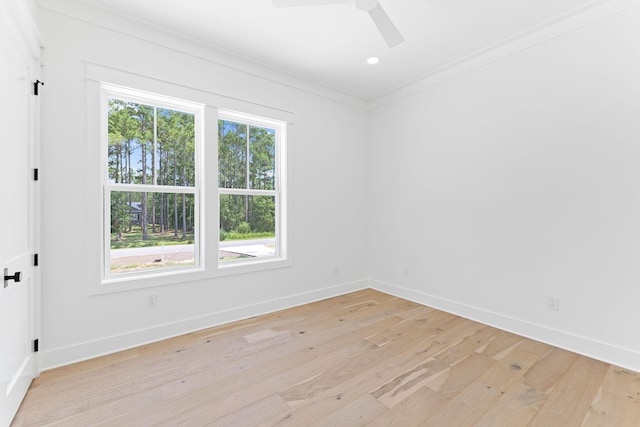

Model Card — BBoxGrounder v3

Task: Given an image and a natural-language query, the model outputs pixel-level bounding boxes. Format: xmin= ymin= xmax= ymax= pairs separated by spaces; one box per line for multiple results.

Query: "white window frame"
xmin=85 ymin=65 xmax=292 ymax=295
xmin=100 ymin=85 xmax=204 ymax=282
xmin=217 ymin=110 xmax=287 ymax=269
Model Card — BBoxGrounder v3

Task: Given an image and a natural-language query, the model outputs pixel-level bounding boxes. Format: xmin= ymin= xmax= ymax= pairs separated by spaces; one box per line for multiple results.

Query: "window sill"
xmin=89 ymin=257 xmax=292 ymax=295
xmin=217 ymin=256 xmax=292 ymax=277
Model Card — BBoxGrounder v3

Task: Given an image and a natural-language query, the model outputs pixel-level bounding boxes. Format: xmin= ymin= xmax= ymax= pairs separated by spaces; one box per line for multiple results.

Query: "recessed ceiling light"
xmin=367 ymin=56 xmax=380 ymax=65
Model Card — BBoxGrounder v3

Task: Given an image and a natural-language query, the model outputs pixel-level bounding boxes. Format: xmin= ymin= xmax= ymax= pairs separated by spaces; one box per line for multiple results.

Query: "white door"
xmin=0 ymin=7 xmax=38 ymax=425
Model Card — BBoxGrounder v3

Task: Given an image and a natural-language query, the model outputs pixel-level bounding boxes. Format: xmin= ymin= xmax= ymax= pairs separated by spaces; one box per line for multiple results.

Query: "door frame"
xmin=0 ymin=0 xmax=42 ymax=420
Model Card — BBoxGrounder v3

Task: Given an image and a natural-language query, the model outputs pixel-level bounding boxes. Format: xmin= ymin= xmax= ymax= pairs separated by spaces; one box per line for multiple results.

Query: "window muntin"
xmin=218 ymin=115 xmax=282 ymax=265
xmin=104 ymin=91 xmax=201 ymax=279
xmin=98 ymin=82 xmax=288 ymax=288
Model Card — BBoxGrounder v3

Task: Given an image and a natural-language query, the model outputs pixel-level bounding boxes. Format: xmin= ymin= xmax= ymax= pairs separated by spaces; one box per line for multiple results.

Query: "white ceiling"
xmin=70 ymin=0 xmax=606 ymax=101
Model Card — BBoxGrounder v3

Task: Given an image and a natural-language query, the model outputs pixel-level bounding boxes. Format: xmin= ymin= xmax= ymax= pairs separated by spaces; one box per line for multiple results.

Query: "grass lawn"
xmin=112 ymin=228 xmax=275 ymax=249
xmin=221 ymin=231 xmax=275 ymax=241
xmin=111 ymin=229 xmax=194 ymax=249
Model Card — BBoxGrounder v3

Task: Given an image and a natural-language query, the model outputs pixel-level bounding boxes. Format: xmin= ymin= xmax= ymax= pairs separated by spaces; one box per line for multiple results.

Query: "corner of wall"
xmin=369 ymin=279 xmax=640 ymax=373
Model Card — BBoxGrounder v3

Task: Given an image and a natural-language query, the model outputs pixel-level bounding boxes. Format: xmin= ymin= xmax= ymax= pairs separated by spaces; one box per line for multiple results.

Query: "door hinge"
xmin=33 ymin=80 xmax=44 ymax=96
xmin=33 ymin=339 xmax=39 ymax=353
xmin=33 ymin=168 xmax=39 ymax=181
xmin=34 ymin=253 xmax=39 ymax=266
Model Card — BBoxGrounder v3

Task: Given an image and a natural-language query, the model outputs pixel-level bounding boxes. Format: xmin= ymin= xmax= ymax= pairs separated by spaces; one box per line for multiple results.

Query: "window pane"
xmin=110 ymin=191 xmax=196 ymax=275
xmin=157 ymin=108 xmax=196 ymax=186
xmin=249 ymin=126 xmax=276 ymax=190
xmin=219 ymin=194 xmax=276 ymax=262
xmin=218 ymin=120 xmax=247 ymax=189
xmin=108 ymin=99 xmax=153 ymax=185
xmin=108 ymin=98 xmax=195 ymax=186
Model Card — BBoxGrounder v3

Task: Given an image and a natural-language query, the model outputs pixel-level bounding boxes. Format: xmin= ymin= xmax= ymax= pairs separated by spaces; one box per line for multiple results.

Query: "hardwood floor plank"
xmin=523 ymin=347 xmax=577 ymax=392
xmin=16 ymin=293 xmax=396 ymax=425
xmin=419 ymin=342 xmax=547 ymax=426
xmin=423 ymin=352 xmax=496 ymax=399
xmin=30 ymin=346 xmax=142 ymax=383
xmin=109 ymin=318 xmax=405 ymax=424
xmin=254 ymin=316 xmax=482 ymax=426
xmin=43 ymin=386 xmax=164 ymax=427
xmin=474 ymin=382 xmax=548 ymax=427
xmin=310 ymin=394 xmax=387 ymax=426
xmin=529 ymin=356 xmax=610 ymax=426
xmin=422 ymin=381 xmax=502 ymax=426
xmin=479 ymin=330 xmax=524 ymax=360
xmin=582 ymin=366 xmax=640 ymax=426
xmin=433 ymin=327 xmax=495 ymax=365
xmin=582 ymin=366 xmax=640 ymax=427
xmin=204 ymin=394 xmax=290 ymax=427
xmin=12 ymin=289 xmax=640 ymax=426
xmin=366 ymin=386 xmax=450 ymax=426
xmin=371 ymin=358 xmax=449 ymax=407
xmin=277 ymin=315 xmax=450 ymax=405
xmin=477 ymin=345 xmax=548 ymax=393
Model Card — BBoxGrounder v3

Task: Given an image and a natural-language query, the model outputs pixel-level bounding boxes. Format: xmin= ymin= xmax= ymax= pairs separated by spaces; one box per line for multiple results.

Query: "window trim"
xmin=85 ymin=66 xmax=292 ymax=295
xmin=217 ymin=110 xmax=287 ymax=268
xmin=100 ymin=85 xmax=205 ymax=282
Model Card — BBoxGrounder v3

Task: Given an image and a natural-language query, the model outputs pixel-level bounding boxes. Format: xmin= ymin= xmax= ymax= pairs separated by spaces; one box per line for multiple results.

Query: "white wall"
xmin=38 ymin=6 xmax=369 ymax=369
xmin=368 ymin=5 xmax=640 ymax=370
xmin=38 ymin=0 xmax=640 ymax=372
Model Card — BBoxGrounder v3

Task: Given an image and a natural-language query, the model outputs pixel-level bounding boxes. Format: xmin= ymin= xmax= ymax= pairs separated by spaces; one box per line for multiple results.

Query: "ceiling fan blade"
xmin=368 ymin=3 xmax=404 ymax=48
xmin=272 ymin=0 xmax=349 ymax=7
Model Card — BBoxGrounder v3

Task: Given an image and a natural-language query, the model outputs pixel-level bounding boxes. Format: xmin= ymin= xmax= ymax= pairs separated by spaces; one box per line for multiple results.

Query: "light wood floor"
xmin=13 ymin=289 xmax=640 ymax=426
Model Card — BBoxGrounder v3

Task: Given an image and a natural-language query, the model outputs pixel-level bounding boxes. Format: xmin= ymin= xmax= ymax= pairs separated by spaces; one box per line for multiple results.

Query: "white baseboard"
xmin=39 ymin=278 xmax=640 ymax=373
xmin=370 ymin=279 xmax=640 ymax=373
xmin=39 ymin=279 xmax=369 ymax=371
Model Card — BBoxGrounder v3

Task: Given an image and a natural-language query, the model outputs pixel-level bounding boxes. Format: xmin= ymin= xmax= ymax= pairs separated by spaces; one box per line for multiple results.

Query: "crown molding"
xmin=36 ymin=0 xmax=640 ymax=111
xmin=38 ymin=0 xmax=368 ymax=110
xmin=1 ymin=0 xmax=42 ymax=59
xmin=368 ymin=0 xmax=640 ymax=109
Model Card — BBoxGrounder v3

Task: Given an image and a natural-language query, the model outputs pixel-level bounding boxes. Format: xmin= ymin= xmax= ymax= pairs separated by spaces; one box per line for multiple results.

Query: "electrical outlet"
xmin=403 ymin=267 xmax=410 ymax=277
xmin=547 ymin=296 xmax=559 ymax=311
xmin=147 ymin=294 xmax=158 ymax=308
xmin=334 ymin=265 xmax=340 ymax=275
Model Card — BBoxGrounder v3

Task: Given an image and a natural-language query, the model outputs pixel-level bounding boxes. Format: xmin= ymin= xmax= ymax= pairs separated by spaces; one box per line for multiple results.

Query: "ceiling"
xmin=70 ymin=0 xmax=605 ymax=101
